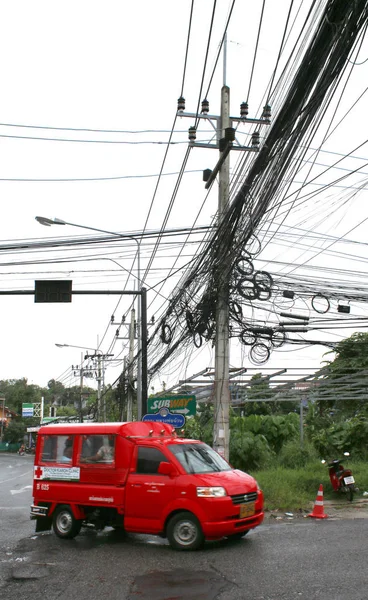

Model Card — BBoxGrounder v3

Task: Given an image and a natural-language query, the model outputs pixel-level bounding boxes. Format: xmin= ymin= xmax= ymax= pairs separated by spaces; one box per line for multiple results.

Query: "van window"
xmin=136 ymin=447 xmax=167 ymax=474
xmin=80 ymin=435 xmax=115 ymax=463
xmin=168 ymin=443 xmax=231 ymax=474
xmin=41 ymin=435 xmax=74 ymax=464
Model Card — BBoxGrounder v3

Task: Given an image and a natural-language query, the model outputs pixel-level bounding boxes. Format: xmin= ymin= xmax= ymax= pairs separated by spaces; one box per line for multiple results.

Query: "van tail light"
xmin=197 ymin=487 xmax=226 ymax=497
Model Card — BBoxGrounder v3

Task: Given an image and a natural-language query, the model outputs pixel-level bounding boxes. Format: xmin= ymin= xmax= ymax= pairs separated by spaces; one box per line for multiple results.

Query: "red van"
xmin=31 ymin=421 xmax=264 ymax=550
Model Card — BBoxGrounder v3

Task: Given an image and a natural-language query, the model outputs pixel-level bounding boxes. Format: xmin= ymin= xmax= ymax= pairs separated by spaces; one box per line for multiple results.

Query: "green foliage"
xmin=183 ymin=404 xmax=213 ymax=445
xmin=0 ymin=378 xmax=45 ymax=415
xmin=231 ymin=413 xmax=299 ymax=454
xmin=241 ymin=373 xmax=276 ymax=416
xmin=310 ymin=415 xmax=368 ymax=460
xmin=185 ymin=408 xmax=301 ymax=471
xmin=254 ymin=460 xmax=368 ymax=511
xmin=326 ymin=332 xmax=368 ymax=373
xmin=253 ymin=462 xmax=328 ymax=510
xmin=3 ymin=420 xmax=26 ymax=443
xmin=277 ymin=439 xmax=318 ymax=469
xmin=56 ymin=405 xmax=77 ymax=417
xmin=318 ymin=332 xmax=368 ymax=419
xmin=229 ymin=429 xmax=273 ymax=471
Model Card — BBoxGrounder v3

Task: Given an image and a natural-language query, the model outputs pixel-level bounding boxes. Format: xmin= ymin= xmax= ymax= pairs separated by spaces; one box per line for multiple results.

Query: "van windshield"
xmin=168 ymin=443 xmax=231 ymax=474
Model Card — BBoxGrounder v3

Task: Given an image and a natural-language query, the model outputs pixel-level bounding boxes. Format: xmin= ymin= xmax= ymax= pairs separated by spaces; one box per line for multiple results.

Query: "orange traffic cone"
xmin=308 ymin=484 xmax=328 ymax=519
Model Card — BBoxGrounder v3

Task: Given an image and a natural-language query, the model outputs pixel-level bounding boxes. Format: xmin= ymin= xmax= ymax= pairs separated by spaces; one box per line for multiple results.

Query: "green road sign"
xmin=148 ymin=395 xmax=196 ymax=417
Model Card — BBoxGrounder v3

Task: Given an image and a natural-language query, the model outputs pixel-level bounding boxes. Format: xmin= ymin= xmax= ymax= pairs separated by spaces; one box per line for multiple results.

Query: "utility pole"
xmin=127 ymin=308 xmax=135 ymax=421
xmin=214 ymin=83 xmax=231 ymax=459
xmin=0 ymin=397 xmax=5 ymax=440
xmin=176 ymin=41 xmax=270 ymax=460
xmin=84 ymin=351 xmax=114 ymax=421
xmin=79 ymin=352 xmax=84 ymax=422
xmin=120 ymin=357 xmax=127 ymax=420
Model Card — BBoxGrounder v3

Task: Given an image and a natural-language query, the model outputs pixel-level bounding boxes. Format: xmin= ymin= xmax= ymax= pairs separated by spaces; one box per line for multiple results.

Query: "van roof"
xmin=37 ymin=421 xmax=177 ymax=438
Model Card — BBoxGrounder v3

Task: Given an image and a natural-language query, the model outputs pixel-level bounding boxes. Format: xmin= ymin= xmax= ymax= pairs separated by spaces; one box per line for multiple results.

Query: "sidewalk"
xmin=265 ymin=498 xmax=368 ymax=522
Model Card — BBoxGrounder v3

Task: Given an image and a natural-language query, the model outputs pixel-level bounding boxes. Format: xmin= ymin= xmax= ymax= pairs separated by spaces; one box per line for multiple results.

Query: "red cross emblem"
xmin=34 ymin=466 xmax=44 ymax=479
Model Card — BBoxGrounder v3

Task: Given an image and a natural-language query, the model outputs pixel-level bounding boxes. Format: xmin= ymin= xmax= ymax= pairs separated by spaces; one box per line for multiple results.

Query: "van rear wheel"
xmin=167 ymin=512 xmax=204 ymax=551
xmin=53 ymin=505 xmax=82 ymax=539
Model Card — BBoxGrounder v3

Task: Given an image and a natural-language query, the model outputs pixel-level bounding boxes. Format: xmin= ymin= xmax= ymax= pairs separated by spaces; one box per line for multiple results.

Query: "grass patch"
xmin=251 ymin=460 xmax=368 ymax=511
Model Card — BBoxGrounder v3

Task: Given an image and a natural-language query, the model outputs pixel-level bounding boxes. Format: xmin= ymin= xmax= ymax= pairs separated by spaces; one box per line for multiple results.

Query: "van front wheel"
xmin=53 ymin=505 xmax=82 ymax=539
xmin=167 ymin=512 xmax=204 ymax=551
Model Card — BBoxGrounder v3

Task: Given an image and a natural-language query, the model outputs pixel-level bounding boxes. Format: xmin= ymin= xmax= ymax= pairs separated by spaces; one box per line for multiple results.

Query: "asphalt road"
xmin=1 ymin=453 xmax=367 ymax=600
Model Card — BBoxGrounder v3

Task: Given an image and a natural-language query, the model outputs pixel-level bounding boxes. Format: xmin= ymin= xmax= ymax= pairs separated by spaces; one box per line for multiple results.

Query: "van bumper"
xmin=202 ymin=510 xmax=264 ymax=539
xmin=30 ymin=504 xmax=48 ymax=519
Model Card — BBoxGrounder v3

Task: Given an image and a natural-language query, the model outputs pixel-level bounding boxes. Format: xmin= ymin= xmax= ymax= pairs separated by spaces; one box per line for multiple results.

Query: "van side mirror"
xmin=158 ymin=461 xmax=175 ymax=476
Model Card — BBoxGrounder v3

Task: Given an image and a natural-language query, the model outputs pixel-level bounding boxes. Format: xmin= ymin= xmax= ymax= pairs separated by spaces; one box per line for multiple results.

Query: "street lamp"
xmin=55 ymin=343 xmax=98 ymax=351
xmin=38 ymin=216 xmax=144 ymax=418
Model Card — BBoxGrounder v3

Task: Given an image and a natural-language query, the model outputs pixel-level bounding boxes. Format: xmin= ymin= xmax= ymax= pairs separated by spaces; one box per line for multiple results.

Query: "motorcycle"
xmin=321 ymin=452 xmax=357 ymax=502
xmin=18 ymin=444 xmax=35 ymax=455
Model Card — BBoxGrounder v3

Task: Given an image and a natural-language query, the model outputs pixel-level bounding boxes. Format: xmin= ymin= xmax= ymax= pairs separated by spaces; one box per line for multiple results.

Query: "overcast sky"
xmin=1 ymin=1 xmax=368 ymax=396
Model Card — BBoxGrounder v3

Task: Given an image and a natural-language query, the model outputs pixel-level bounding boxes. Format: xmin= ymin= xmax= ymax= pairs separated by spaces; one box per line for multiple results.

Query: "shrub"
xmin=229 ymin=429 xmax=273 ymax=471
xmin=278 ymin=439 xmax=318 ymax=469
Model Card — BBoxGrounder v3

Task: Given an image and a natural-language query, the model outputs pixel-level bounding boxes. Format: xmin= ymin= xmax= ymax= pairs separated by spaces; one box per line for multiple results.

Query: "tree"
xmin=0 ymin=378 xmax=46 ymax=414
xmin=241 ymin=373 xmax=276 ymax=416
xmin=3 ymin=420 xmax=27 ymax=443
xmin=318 ymin=332 xmax=368 ymax=418
xmin=184 ymin=403 xmax=213 ymax=445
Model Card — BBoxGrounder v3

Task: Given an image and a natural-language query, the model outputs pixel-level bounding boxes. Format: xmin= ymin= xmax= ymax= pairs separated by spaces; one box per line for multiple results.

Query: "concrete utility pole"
xmin=0 ymin=397 xmax=5 ymax=440
xmin=127 ymin=308 xmax=135 ymax=421
xmin=84 ymin=351 xmax=114 ymax=421
xmin=177 ymin=42 xmax=270 ymax=460
xmin=214 ymin=84 xmax=231 ymax=459
xmin=79 ymin=352 xmax=84 ymax=422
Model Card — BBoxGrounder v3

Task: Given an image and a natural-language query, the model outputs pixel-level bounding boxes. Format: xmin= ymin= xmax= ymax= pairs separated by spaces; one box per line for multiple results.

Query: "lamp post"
xmin=38 ymin=217 xmax=144 ymax=417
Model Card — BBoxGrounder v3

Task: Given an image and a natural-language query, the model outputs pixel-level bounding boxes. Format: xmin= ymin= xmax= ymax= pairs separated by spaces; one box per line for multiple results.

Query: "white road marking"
xmin=10 ymin=485 xmax=33 ymax=495
xmin=0 ymin=470 xmax=33 ymax=485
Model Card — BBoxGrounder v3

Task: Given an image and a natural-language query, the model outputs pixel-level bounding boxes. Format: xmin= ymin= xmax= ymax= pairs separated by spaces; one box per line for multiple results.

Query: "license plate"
xmin=344 ymin=476 xmax=355 ymax=485
xmin=239 ymin=502 xmax=255 ymax=518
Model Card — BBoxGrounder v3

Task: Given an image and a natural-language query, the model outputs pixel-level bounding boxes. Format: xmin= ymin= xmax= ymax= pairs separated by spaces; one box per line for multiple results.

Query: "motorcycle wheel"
xmin=347 ymin=485 xmax=354 ymax=502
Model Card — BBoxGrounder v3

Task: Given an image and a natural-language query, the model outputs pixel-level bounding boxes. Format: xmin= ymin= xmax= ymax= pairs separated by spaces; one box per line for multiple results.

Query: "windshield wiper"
xmin=194 ymin=447 xmax=221 ymax=471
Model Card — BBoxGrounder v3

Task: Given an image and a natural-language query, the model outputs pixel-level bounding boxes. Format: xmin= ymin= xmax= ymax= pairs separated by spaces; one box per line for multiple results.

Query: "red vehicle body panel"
xmin=32 ymin=421 xmax=264 ymax=542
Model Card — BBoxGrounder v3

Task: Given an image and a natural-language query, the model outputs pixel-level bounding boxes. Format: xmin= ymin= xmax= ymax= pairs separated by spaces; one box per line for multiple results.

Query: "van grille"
xmin=230 ymin=492 xmax=258 ymax=505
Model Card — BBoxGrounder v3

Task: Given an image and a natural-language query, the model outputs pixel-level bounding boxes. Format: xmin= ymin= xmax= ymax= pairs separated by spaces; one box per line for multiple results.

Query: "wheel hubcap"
xmin=57 ymin=511 xmax=72 ymax=534
xmin=174 ymin=520 xmax=197 ymax=546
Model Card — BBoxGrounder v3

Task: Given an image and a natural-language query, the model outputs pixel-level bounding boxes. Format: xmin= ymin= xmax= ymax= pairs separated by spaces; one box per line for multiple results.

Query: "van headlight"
xmin=197 ymin=486 xmax=226 ymax=497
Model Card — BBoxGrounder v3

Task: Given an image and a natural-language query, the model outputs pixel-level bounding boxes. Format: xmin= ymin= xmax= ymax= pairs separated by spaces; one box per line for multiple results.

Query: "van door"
xmin=124 ymin=446 xmax=176 ymax=533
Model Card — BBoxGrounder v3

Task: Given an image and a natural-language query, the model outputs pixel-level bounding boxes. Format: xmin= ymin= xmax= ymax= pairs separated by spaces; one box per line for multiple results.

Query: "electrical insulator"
xmin=262 ymin=104 xmax=271 ymax=120
xmin=116 ymin=328 xmax=120 ymax=337
xmin=110 ymin=315 xmax=115 ymax=323
xmin=240 ymin=101 xmax=249 ymax=118
xmin=251 ymin=131 xmax=260 ymax=148
xmin=177 ymin=96 xmax=185 ymax=112
xmin=201 ymin=98 xmax=209 ymax=114
xmin=188 ymin=126 xmax=197 ymax=142
xmin=122 ymin=315 xmax=126 ymax=323
xmin=151 ymin=315 xmax=155 ymax=324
